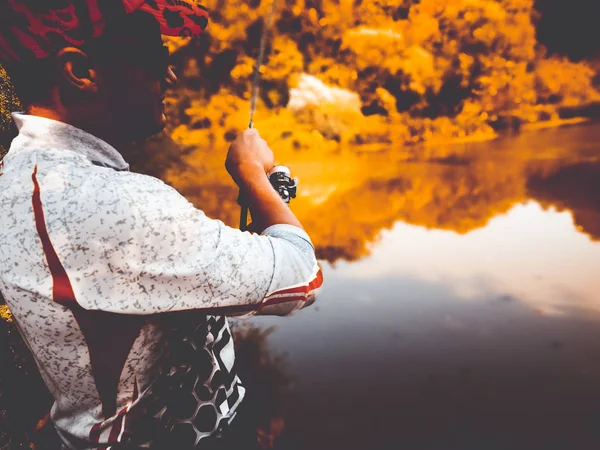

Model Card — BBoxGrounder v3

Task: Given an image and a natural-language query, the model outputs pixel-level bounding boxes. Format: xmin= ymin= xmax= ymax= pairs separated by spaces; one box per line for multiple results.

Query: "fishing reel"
xmin=237 ymin=165 xmax=297 ymax=206
xmin=268 ymin=165 xmax=297 ymax=205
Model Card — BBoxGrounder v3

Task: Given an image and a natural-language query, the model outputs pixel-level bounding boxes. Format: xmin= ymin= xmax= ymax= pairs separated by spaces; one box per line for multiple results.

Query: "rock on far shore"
xmin=287 ymin=73 xmax=362 ymax=113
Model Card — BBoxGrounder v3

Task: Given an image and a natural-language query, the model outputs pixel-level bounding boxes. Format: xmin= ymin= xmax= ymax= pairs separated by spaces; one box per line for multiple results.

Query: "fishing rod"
xmin=247 ymin=0 xmax=275 ymax=131
xmin=239 ymin=0 xmax=297 ymax=231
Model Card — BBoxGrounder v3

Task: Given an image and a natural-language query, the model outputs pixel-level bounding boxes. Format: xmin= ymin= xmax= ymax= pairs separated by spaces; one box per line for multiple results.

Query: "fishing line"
xmin=248 ymin=0 xmax=278 ymax=129
xmin=240 ymin=0 xmax=278 ymax=230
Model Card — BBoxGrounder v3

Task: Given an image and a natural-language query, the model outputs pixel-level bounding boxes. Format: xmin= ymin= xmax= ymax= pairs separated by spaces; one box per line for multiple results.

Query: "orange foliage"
xmin=536 ymin=57 xmax=600 ymax=108
xmin=1 ymin=0 xmax=599 ymax=155
xmin=162 ymin=0 xmax=599 ymax=156
xmin=0 ymin=65 xmax=21 ymax=157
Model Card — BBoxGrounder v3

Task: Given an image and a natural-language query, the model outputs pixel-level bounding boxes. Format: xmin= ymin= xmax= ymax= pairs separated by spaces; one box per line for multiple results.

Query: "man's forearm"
xmin=237 ymin=163 xmax=303 ymax=232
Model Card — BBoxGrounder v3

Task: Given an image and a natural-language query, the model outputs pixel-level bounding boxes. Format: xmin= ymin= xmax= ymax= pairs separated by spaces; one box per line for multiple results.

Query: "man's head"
xmin=0 ymin=0 xmax=208 ymax=144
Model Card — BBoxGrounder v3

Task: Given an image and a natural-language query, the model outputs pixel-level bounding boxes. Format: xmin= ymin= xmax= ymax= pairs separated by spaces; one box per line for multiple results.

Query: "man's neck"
xmin=27 ymin=105 xmax=125 ymax=149
xmin=27 ymin=105 xmax=63 ymax=124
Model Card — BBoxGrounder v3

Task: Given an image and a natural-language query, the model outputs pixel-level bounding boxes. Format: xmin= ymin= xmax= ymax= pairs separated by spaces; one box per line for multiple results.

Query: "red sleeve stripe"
xmin=199 ymin=266 xmax=324 ymax=315
xmin=264 ymin=266 xmax=324 ymax=299
xmin=256 ymin=266 xmax=323 ymax=313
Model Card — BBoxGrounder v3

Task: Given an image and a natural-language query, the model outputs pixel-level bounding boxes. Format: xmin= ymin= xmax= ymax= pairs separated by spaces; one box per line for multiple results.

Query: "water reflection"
xmin=251 ymin=267 xmax=600 ymax=449
xmin=247 ymin=211 xmax=600 ymax=448
xmin=138 ymin=122 xmax=600 ymax=263
xmin=528 ymin=160 xmax=600 ymax=241
xmin=229 ymin=323 xmax=292 ymax=450
xmin=91 ymin=122 xmax=600 ymax=449
xmin=340 ymin=201 xmax=600 ymax=315
xmin=225 ymin=123 xmax=600 ymax=449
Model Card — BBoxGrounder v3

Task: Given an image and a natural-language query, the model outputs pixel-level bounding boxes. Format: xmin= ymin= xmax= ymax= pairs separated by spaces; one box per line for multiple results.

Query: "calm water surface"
xmin=226 ymin=123 xmax=600 ymax=450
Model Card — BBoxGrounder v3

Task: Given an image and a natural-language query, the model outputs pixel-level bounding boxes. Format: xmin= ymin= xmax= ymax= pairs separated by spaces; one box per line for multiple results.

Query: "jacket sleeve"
xmin=63 ymin=171 xmax=323 ymax=316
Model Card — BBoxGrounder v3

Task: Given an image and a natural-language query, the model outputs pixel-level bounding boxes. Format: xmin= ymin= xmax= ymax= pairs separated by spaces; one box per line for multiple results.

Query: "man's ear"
xmin=56 ymin=47 xmax=98 ymax=94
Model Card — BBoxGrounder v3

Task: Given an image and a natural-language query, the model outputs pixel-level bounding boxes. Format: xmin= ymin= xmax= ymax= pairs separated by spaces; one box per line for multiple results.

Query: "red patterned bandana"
xmin=0 ymin=0 xmax=209 ymax=62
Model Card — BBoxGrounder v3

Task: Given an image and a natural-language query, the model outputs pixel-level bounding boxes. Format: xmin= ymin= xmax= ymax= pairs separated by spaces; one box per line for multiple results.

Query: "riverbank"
xmin=521 ymin=117 xmax=590 ymax=132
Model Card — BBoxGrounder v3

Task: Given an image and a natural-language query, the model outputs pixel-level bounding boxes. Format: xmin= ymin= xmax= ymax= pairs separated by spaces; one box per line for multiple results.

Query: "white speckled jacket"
xmin=0 ymin=113 xmax=323 ymax=449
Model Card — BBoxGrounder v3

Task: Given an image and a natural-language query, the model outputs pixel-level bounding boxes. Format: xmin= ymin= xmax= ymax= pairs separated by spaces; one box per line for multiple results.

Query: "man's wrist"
xmin=232 ymin=162 xmax=268 ymax=188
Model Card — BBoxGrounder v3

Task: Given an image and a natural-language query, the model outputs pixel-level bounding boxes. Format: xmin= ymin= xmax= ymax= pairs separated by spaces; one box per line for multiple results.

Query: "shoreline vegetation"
xmin=156 ymin=0 xmax=600 ymax=158
xmin=1 ymin=0 xmax=600 ymax=158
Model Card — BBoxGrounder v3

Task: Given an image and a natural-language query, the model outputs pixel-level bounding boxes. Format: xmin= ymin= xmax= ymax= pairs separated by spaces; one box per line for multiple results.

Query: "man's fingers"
xmin=226 ymin=128 xmax=274 ymax=178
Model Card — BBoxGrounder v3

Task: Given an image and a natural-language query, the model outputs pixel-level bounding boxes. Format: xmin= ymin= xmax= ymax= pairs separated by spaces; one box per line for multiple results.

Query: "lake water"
xmin=223 ymin=122 xmax=600 ymax=450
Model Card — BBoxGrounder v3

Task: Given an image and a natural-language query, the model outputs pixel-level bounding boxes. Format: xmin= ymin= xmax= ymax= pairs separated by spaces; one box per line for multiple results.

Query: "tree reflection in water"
xmin=140 ymin=122 xmax=600 ymax=263
xmin=229 ymin=322 xmax=292 ymax=450
xmin=527 ymin=161 xmax=600 ymax=242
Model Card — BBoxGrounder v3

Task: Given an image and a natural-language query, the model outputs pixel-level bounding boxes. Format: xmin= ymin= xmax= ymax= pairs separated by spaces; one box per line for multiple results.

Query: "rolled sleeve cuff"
xmin=261 ymin=224 xmax=315 ymax=249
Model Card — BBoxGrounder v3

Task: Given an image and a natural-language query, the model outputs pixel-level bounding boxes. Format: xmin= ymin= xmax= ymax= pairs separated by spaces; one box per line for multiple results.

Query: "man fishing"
xmin=0 ymin=1 xmax=322 ymax=448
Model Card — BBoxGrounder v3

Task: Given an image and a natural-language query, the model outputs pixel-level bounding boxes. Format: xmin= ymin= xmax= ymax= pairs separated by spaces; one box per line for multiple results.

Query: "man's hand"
xmin=225 ymin=129 xmax=303 ymax=233
xmin=226 ymin=129 xmax=274 ymax=187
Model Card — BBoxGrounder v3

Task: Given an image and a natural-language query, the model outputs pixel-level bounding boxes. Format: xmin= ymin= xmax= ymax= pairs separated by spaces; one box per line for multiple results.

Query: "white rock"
xmin=287 ymin=74 xmax=362 ymax=112
xmin=347 ymin=27 xmax=403 ymax=40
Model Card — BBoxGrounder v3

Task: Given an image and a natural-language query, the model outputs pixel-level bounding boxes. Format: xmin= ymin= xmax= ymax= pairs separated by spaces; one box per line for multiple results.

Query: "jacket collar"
xmin=9 ymin=112 xmax=129 ymax=171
